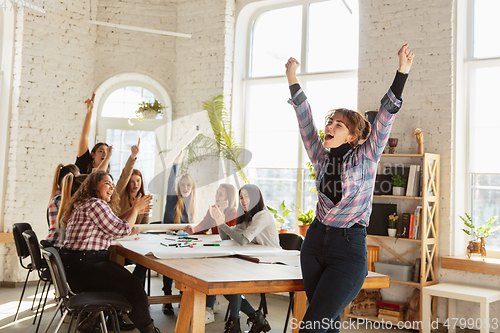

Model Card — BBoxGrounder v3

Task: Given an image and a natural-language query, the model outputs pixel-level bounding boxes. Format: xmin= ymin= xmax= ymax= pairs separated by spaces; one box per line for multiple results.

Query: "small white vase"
xmin=388 ymin=228 xmax=397 ymax=237
xmin=392 ymin=186 xmax=405 ymax=196
xmin=144 ymin=111 xmax=159 ymax=119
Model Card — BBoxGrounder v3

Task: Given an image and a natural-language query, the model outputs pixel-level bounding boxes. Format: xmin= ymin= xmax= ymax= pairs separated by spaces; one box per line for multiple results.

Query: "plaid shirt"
xmin=46 ymin=191 xmax=62 ymax=244
xmin=289 ymin=88 xmax=401 ymax=228
xmin=63 ymin=198 xmax=131 ymax=251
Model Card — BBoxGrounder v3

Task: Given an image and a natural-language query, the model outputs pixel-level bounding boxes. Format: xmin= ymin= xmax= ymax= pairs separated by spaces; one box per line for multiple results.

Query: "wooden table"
xmin=110 ymin=244 xmax=389 ymax=333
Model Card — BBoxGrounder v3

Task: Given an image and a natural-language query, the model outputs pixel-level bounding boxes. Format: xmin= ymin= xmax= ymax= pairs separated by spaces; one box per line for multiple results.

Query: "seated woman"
xmin=211 ymin=184 xmax=279 ymax=333
xmin=59 ymin=171 xmax=159 ymax=333
xmin=184 ymin=183 xmax=237 ymax=324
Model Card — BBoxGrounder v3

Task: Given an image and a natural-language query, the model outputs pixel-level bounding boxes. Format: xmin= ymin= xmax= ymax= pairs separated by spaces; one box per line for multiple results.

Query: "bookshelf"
xmin=344 ymin=153 xmax=440 ymax=330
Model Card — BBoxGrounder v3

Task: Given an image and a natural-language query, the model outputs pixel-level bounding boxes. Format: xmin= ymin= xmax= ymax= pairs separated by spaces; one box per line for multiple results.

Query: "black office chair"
xmin=12 ymin=222 xmax=36 ymax=321
xmin=41 ymin=247 xmax=132 ymax=333
xmin=23 ymin=230 xmax=52 ymax=333
xmin=279 ymin=233 xmax=303 ymax=333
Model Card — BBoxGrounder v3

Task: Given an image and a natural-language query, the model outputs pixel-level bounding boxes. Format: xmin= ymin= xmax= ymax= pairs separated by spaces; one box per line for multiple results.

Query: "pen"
xmin=165 ymin=237 xmax=177 ymax=241
xmin=160 ymin=243 xmax=178 ymax=247
xmin=203 ymin=244 xmax=221 ymax=246
xmin=179 ymin=236 xmax=198 ymax=240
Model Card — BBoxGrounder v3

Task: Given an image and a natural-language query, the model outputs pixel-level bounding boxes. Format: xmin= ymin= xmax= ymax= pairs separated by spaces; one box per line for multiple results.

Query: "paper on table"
xmin=136 ymin=223 xmax=197 ymax=231
xmin=147 ymin=126 xmax=200 ymax=195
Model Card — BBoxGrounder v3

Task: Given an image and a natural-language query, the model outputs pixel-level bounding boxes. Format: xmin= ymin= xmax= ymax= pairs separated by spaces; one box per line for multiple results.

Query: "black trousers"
xmin=60 ymin=249 xmax=153 ymax=331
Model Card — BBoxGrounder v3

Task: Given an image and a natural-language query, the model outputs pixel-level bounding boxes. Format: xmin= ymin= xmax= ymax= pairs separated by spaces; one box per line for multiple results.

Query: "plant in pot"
xmin=295 ymin=205 xmax=315 ymax=237
xmin=461 ymin=213 xmax=499 ymax=258
xmin=390 ymin=174 xmax=407 ymax=196
xmin=135 ymin=99 xmax=166 ymax=120
xmin=267 ymin=201 xmax=291 ymax=234
xmin=388 ymin=213 xmax=398 ymax=237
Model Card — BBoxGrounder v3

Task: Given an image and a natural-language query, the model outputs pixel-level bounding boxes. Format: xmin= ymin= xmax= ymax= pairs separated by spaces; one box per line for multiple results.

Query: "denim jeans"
xmin=299 ymin=219 xmax=368 ymax=333
xmin=224 ymin=294 xmax=256 ymax=319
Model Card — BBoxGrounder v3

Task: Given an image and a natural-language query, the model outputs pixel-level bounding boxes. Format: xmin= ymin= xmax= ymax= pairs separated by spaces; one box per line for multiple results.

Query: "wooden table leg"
xmin=292 ymin=291 xmax=306 ymax=333
xmin=174 ymin=287 xmax=206 ymax=333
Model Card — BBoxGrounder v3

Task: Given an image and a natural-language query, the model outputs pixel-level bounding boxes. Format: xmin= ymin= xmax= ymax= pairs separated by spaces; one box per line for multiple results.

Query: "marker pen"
xmin=203 ymin=244 xmax=221 ymax=246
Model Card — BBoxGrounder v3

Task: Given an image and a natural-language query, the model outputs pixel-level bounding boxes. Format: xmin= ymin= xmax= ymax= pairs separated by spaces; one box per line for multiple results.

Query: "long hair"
xmin=126 ymin=169 xmax=146 ymax=206
xmin=87 ymin=142 xmax=109 ymax=173
xmin=219 ymin=183 xmax=237 ymax=213
xmin=173 ymin=173 xmax=197 ymax=223
xmin=236 ymin=184 xmax=265 ymax=225
xmin=60 ymin=171 xmax=119 ymax=226
xmin=325 ymin=108 xmax=371 ymax=147
xmin=49 ymin=164 xmax=79 ymax=204
xmin=56 ymin=174 xmax=88 ymax=228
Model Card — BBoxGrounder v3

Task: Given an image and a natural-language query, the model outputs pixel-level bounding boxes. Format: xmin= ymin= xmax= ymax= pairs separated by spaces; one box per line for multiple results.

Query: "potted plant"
xmin=390 ymin=174 xmax=407 ymax=196
xmin=267 ymin=201 xmax=291 ymax=234
xmin=388 ymin=213 xmax=398 ymax=237
xmin=135 ymin=99 xmax=166 ymax=120
xmin=296 ymin=206 xmax=315 ymax=237
xmin=461 ymin=213 xmax=499 ymax=258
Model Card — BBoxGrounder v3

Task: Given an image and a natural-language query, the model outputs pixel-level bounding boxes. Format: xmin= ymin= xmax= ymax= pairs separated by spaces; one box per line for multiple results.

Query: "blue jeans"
xmin=224 ymin=294 xmax=256 ymax=319
xmin=299 ymin=219 xmax=368 ymax=333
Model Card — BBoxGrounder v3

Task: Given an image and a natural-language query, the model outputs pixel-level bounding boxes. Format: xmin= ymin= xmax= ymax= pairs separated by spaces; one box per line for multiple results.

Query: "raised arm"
xmin=285 ymin=58 xmax=328 ymax=169
xmin=360 ymin=44 xmax=414 ymax=162
xmin=96 ymin=145 xmax=113 ymax=172
xmin=115 ymin=138 xmax=140 ymax=194
xmin=119 ymin=194 xmax=152 ymax=229
xmin=77 ymin=93 xmax=95 ymax=158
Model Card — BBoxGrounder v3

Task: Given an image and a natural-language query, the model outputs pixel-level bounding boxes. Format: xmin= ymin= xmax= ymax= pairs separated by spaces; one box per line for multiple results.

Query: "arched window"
xmin=234 ymin=0 xmax=359 ymax=229
xmin=95 ymin=74 xmax=172 ymax=221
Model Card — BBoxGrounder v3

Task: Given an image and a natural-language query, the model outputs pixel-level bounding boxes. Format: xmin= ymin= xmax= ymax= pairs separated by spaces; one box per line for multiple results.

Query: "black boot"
xmin=138 ymin=321 xmax=161 ymax=333
xmin=162 ymin=303 xmax=174 ymax=315
xmin=77 ymin=312 xmax=100 ymax=333
xmin=106 ymin=311 xmax=135 ymax=331
xmin=224 ymin=317 xmax=242 ymax=333
xmin=247 ymin=310 xmax=271 ymax=333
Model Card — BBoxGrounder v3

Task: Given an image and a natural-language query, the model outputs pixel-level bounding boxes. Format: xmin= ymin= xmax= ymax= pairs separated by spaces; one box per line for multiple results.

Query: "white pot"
xmin=388 ymin=228 xmax=397 ymax=237
xmin=392 ymin=186 xmax=405 ymax=196
xmin=144 ymin=111 xmax=159 ymax=119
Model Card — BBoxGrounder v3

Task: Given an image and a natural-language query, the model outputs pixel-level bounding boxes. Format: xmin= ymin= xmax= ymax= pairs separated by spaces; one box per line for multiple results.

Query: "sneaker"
xmin=205 ymin=307 xmax=215 ymax=324
xmin=213 ymin=300 xmax=221 ymax=314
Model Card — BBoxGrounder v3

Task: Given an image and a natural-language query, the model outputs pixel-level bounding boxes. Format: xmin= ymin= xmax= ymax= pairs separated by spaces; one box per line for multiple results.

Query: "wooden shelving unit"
xmin=345 ymin=153 xmax=440 ymax=329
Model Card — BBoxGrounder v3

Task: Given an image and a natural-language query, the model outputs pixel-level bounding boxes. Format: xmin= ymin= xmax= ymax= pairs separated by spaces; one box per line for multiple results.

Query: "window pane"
xmin=248 ymin=168 xmax=298 ymax=230
xmin=469 ymin=66 xmax=500 ymax=173
xmin=106 ymin=129 xmax=156 ymax=192
xmin=102 ymin=86 xmax=161 ymax=119
xmin=251 ymin=6 xmax=302 ymax=77
xmin=473 ymin=0 xmax=500 ymax=58
xmin=307 ymin=0 xmax=359 ymax=72
xmin=245 ymin=82 xmax=299 ymax=169
xmin=471 ymin=174 xmax=500 ymax=251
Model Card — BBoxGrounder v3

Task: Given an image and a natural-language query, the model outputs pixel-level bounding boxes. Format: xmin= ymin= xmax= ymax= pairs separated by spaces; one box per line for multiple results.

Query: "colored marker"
xmin=203 ymin=244 xmax=221 ymax=246
xmin=160 ymin=243 xmax=178 ymax=247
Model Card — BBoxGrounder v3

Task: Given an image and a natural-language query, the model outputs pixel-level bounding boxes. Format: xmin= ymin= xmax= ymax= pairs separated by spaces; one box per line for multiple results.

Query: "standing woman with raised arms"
xmin=285 ymin=44 xmax=414 ymax=333
xmin=76 ymin=93 xmax=111 ymax=173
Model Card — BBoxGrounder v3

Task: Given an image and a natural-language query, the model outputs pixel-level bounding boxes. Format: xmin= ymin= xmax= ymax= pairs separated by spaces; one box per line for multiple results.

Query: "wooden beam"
xmin=0 ymin=232 xmax=14 ymax=243
xmin=441 ymin=255 xmax=500 ymax=275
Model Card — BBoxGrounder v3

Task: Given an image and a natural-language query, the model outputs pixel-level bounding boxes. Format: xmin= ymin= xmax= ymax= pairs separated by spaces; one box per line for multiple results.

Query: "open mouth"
xmin=325 ymin=132 xmax=334 ymax=141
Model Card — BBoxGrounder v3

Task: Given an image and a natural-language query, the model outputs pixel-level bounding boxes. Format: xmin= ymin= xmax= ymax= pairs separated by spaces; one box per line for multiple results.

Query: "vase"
xmin=144 ymin=112 xmax=159 ymax=119
xmin=467 ymin=237 xmax=486 ymax=258
xmin=388 ymin=228 xmax=397 ymax=237
xmin=298 ymin=225 xmax=309 ymax=237
xmin=278 ymin=229 xmax=288 ymax=234
xmin=392 ymin=187 xmax=405 ymax=196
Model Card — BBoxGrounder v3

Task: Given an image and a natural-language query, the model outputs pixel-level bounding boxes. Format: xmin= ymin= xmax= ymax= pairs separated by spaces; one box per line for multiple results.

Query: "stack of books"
xmin=399 ymin=206 xmax=422 ymax=239
xmin=377 ymin=300 xmax=406 ymax=322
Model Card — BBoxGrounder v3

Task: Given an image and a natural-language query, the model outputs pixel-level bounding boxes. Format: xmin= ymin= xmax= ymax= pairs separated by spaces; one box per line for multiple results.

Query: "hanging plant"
xmin=135 ymin=99 xmax=166 ymax=120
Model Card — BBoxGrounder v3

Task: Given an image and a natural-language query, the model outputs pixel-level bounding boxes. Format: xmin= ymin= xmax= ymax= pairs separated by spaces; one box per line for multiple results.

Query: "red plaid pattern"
xmin=46 ymin=191 xmax=62 ymax=244
xmin=63 ymin=198 xmax=131 ymax=251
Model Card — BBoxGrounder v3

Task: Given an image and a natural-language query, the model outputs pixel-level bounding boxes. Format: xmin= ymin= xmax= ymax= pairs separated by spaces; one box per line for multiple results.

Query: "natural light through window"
xmin=101 ymin=86 xmax=159 ymax=119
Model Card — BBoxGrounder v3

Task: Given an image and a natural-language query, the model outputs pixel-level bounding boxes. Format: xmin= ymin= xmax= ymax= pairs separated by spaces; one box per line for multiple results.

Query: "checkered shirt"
xmin=288 ymin=88 xmax=401 ymax=228
xmin=46 ymin=191 xmax=62 ymax=244
xmin=63 ymin=198 xmax=131 ymax=251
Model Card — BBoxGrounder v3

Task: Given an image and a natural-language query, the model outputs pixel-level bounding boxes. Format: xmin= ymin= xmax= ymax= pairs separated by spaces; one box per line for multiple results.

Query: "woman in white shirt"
xmin=212 ymin=184 xmax=279 ymax=333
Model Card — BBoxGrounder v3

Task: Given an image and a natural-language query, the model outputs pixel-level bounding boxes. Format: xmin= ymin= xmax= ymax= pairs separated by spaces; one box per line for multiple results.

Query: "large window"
xmin=240 ymin=0 xmax=359 ymax=229
xmin=467 ymin=0 xmax=500 ymax=252
xmin=95 ymin=75 xmax=172 ymax=222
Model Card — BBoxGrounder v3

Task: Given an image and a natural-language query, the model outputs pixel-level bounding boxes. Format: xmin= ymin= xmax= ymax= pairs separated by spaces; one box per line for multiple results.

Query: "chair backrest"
xmin=42 ymin=247 xmax=69 ymax=299
xmin=13 ymin=223 xmax=32 ymax=259
xmin=279 ymin=233 xmax=304 ymax=251
xmin=22 ymin=230 xmax=47 ymax=271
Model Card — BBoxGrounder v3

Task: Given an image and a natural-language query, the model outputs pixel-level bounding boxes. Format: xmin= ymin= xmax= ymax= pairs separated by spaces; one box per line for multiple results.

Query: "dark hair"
xmin=87 ymin=142 xmax=109 ymax=173
xmin=236 ymin=184 xmax=265 ymax=225
xmin=325 ymin=108 xmax=371 ymax=147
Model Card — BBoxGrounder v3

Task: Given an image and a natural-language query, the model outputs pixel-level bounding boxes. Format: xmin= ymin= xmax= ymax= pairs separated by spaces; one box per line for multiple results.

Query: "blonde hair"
xmin=219 ymin=183 xmax=237 ymax=212
xmin=56 ymin=174 xmax=88 ymax=229
xmin=60 ymin=171 xmax=118 ymax=227
xmin=173 ymin=173 xmax=197 ymax=223
xmin=49 ymin=164 xmax=79 ymax=204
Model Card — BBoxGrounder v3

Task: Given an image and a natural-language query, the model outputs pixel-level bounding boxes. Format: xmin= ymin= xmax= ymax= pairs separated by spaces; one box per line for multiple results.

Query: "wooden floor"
xmin=0 ymin=272 xmax=410 ymax=333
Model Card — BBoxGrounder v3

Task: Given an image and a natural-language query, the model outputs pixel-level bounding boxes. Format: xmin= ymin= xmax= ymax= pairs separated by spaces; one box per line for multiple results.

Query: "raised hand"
xmin=209 ymin=204 xmax=226 ymax=226
xmin=398 ymin=43 xmax=414 ymax=74
xmin=84 ymin=93 xmax=95 ymax=114
xmin=218 ymin=200 xmax=229 ymax=212
xmin=131 ymin=138 xmax=140 ymax=158
xmin=285 ymin=57 xmax=300 ymax=86
xmin=183 ymin=225 xmax=195 ymax=235
xmin=174 ymin=150 xmax=183 ymax=164
xmin=132 ymin=193 xmax=153 ymax=212
xmin=130 ymin=226 xmax=141 ymax=235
